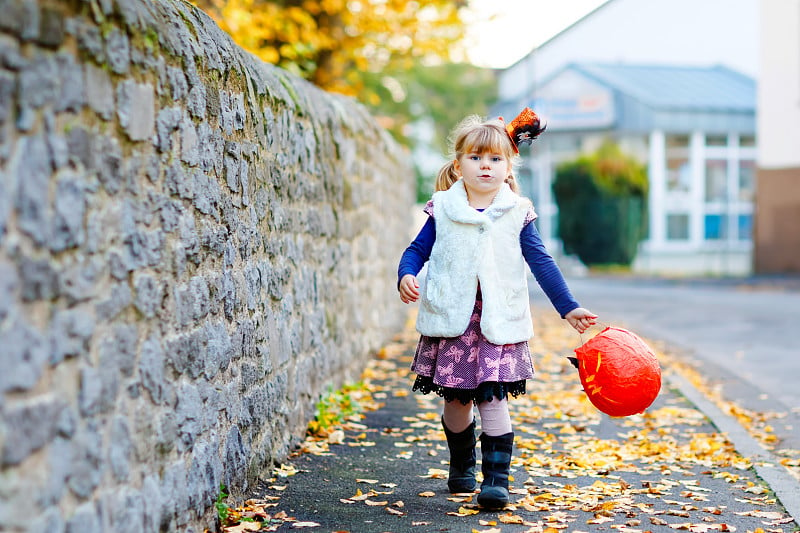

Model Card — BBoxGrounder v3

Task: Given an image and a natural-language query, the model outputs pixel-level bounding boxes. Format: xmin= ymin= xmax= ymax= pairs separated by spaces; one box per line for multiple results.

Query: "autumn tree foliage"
xmin=191 ymin=0 xmax=468 ymax=102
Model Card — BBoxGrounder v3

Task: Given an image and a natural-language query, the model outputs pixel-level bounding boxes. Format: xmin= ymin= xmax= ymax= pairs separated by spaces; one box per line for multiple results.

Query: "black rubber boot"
xmin=442 ymin=417 xmax=477 ymax=493
xmin=477 ymin=432 xmax=514 ymax=509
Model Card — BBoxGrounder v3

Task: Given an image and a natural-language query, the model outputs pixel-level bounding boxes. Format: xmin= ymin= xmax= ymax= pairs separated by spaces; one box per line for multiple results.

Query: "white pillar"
xmin=727 ymin=133 xmax=739 ymax=244
xmin=538 ymin=144 xmax=555 ymax=244
xmin=690 ymin=131 xmax=705 ymax=247
xmin=648 ymin=130 xmax=666 ymax=248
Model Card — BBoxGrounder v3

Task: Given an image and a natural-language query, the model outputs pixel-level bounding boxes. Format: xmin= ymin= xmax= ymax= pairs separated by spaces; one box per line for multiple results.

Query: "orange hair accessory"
xmin=500 ymin=107 xmax=546 ymax=154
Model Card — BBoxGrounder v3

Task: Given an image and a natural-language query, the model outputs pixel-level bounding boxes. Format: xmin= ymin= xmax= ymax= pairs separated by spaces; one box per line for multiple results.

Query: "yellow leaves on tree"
xmin=191 ymin=0 xmax=466 ymax=102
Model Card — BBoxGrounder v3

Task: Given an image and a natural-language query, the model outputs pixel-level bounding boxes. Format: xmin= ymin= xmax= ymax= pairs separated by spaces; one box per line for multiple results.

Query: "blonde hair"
xmin=434 ymin=115 xmax=521 ymax=193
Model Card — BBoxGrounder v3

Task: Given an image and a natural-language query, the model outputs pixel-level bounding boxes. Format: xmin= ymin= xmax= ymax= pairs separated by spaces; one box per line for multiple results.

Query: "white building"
xmin=495 ymin=0 xmax=760 ymax=275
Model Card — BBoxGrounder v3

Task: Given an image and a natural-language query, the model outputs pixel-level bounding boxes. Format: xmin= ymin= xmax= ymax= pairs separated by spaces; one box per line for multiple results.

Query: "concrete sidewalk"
xmin=240 ymin=309 xmax=800 ymax=533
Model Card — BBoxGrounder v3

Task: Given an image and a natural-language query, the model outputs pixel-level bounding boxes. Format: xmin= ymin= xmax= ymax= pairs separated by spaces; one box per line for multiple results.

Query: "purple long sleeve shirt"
xmin=398 ymin=215 xmax=580 ymax=319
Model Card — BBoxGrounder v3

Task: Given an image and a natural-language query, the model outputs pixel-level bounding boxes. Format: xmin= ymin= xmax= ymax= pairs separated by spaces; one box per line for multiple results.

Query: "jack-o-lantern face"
xmin=574 ymin=327 xmax=661 ymax=417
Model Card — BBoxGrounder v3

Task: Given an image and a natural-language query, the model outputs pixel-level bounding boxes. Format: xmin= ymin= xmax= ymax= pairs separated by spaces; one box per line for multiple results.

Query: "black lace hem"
xmin=411 ymin=375 xmax=527 ymax=405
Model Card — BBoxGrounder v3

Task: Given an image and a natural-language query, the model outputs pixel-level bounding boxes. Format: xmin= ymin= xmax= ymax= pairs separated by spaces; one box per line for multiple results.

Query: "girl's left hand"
xmin=565 ymin=307 xmax=598 ymax=334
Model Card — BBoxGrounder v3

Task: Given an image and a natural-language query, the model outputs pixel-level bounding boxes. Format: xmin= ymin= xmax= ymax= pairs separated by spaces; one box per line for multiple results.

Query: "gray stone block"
xmin=55 ymin=52 xmax=84 ymax=112
xmin=66 ymin=501 xmax=101 ymax=533
xmin=0 ymin=69 xmax=14 ymax=125
xmin=28 ymin=506 xmax=65 ymax=533
xmin=160 ymin=197 xmax=182 ymax=232
xmin=66 ymin=126 xmax=92 ymax=170
xmin=37 ymin=6 xmax=65 ymax=48
xmin=70 ymin=17 xmax=105 ymax=63
xmin=84 ymin=63 xmax=114 ymax=120
xmin=1 ymin=395 xmax=66 ymax=465
xmin=166 ymin=66 xmax=187 ymax=100
xmin=42 ymin=436 xmax=72 ymax=506
xmin=165 ymin=160 xmax=194 ymax=199
xmin=219 ymin=90 xmax=245 ymax=135
xmin=180 ymin=115 xmax=199 ymax=165
xmin=223 ymin=425 xmax=248 ymax=489
xmin=0 ymin=0 xmax=40 ymax=41
xmin=50 ymin=169 xmax=87 ymax=251
xmin=99 ymin=324 xmax=137 ymax=377
xmin=179 ymin=213 xmax=200 ymax=261
xmin=160 ymin=461 xmax=189 ymax=526
xmin=18 ymin=256 xmax=56 ymax=301
xmin=188 ymin=440 xmax=221 ymax=513
xmin=12 ymin=135 xmax=51 ymax=245
xmin=166 ymin=329 xmax=204 ymax=378
xmin=200 ymin=221 xmax=227 ymax=256
xmin=133 ymin=272 xmax=162 ymax=318
xmin=93 ymin=135 xmax=123 ymax=194
xmin=139 ymin=334 xmax=166 ymax=403
xmin=115 ymin=0 xmax=158 ymax=30
xmin=49 ymin=308 xmax=94 ymax=364
xmin=95 ymin=282 xmax=132 ymax=320
xmin=104 ymin=486 xmax=145 ymax=533
xmin=109 ymin=416 xmax=132 ymax=481
xmin=156 ymin=106 xmax=181 ymax=152
xmin=78 ymin=365 xmax=103 ymax=416
xmin=156 ymin=409 xmax=178 ymax=456
xmin=67 ymin=421 xmax=103 ymax=498
xmin=0 ymin=316 xmax=47 ymax=393
xmin=0 ymin=260 xmax=17 ymax=321
xmin=187 ymin=83 xmax=206 ymax=119
xmin=141 ymin=474 xmax=163 ymax=533
xmin=193 ymin=169 xmax=221 ymax=218
xmin=104 ymin=25 xmax=130 ymax=74
xmin=197 ymin=121 xmax=223 ymax=173
xmin=117 ymin=80 xmax=155 ymax=142
xmin=204 ymin=319 xmax=231 ymax=378
xmin=59 ymin=254 xmax=104 ymax=304
xmin=176 ymin=382 xmax=202 ymax=450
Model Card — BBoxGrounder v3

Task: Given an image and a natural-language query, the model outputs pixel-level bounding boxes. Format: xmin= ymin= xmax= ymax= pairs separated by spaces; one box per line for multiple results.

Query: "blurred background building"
xmin=755 ymin=0 xmax=800 ymax=274
xmin=493 ymin=0 xmax=768 ymax=275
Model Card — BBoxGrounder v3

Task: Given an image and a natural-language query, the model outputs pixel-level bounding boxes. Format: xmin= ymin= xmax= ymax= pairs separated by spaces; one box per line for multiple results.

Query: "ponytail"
xmin=505 ymin=174 xmax=520 ymax=194
xmin=435 ymin=160 xmax=460 ymax=192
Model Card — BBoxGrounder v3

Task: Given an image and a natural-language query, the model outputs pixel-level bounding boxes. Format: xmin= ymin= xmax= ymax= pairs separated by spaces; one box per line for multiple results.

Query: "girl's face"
xmin=455 ymin=151 xmax=510 ymax=198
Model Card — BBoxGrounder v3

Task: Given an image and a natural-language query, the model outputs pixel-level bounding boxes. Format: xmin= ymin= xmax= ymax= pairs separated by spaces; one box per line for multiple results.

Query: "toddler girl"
xmin=398 ymin=109 xmax=597 ymax=509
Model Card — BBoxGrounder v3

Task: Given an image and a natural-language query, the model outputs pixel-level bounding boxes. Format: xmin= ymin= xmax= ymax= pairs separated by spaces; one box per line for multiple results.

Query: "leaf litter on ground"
xmin=212 ymin=308 xmax=797 ymax=533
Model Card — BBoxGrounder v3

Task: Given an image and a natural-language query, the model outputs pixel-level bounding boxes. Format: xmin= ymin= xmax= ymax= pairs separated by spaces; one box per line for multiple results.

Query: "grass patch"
xmin=307 ymin=382 xmax=370 ymax=437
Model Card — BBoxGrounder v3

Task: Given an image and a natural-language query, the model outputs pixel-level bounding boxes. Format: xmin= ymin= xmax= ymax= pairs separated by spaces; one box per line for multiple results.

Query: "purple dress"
xmin=411 ymin=287 xmax=534 ymax=405
xmin=406 ymin=202 xmax=544 ymax=405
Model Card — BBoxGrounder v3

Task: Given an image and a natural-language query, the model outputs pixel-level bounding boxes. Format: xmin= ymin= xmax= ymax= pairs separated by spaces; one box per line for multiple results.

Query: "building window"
xmin=666 ymin=135 xmax=691 ymax=192
xmin=517 ymin=166 xmax=538 ymax=202
xmin=666 ymin=213 xmax=690 ymax=240
xmin=704 ymin=214 xmax=728 ymax=240
xmin=740 ymin=135 xmax=756 ymax=147
xmin=667 ymin=157 xmax=691 ymax=192
xmin=666 ymin=135 xmax=690 ymax=150
xmin=738 ymin=160 xmax=755 ymax=201
xmin=738 ymin=214 xmax=752 ymax=240
xmin=550 ymin=134 xmax=580 ymax=153
xmin=706 ymin=134 xmax=727 ymax=147
xmin=704 ymin=160 xmax=728 ymax=202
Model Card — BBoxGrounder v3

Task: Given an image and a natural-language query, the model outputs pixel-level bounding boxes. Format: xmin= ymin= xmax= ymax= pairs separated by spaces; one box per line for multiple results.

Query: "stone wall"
xmin=0 ymin=0 xmax=414 ymax=531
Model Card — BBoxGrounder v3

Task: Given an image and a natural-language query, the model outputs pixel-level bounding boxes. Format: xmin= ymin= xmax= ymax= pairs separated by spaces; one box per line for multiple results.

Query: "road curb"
xmin=668 ymin=372 xmax=800 ymax=525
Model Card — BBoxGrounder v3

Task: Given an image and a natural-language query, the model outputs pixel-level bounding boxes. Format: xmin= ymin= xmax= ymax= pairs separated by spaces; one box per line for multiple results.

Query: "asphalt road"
xmin=539 ymin=275 xmax=800 ymax=446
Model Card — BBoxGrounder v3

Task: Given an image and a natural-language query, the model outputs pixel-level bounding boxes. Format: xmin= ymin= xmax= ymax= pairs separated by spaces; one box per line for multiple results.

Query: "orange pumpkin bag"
xmin=571 ymin=327 xmax=661 ymax=417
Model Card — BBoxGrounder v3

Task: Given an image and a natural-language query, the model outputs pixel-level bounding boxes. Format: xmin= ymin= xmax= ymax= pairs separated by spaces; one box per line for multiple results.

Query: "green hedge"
xmin=552 ymin=141 xmax=648 ymax=266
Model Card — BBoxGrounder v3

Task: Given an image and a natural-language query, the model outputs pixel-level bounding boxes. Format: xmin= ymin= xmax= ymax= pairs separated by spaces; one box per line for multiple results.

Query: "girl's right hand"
xmin=565 ymin=307 xmax=598 ymax=334
xmin=399 ymin=274 xmax=420 ymax=304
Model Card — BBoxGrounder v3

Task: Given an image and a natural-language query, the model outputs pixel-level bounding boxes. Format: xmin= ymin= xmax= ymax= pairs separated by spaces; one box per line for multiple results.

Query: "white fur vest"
xmin=416 ymin=179 xmax=534 ymax=344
